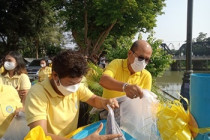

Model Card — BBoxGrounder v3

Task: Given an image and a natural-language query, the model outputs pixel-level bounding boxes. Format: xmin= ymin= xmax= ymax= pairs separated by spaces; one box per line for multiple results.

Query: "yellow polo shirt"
xmin=0 ymin=73 xmax=31 ymax=90
xmin=0 ymin=84 xmax=22 ymax=137
xmin=25 ymin=78 xmax=93 ymax=137
xmin=102 ymin=59 xmax=152 ymax=99
xmin=38 ymin=66 xmax=52 ymax=82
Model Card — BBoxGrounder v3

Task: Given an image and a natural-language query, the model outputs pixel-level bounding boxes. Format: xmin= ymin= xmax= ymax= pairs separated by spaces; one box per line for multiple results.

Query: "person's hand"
xmin=124 ymin=84 xmax=143 ymax=99
xmin=14 ymin=108 xmax=24 ymax=117
xmin=83 ymin=123 xmax=122 ymax=140
xmin=103 ymin=98 xmax=119 ymax=110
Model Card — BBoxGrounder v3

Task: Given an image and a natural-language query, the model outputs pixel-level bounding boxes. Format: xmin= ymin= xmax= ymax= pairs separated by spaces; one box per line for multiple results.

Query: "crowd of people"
xmin=0 ymin=40 xmax=153 ymax=140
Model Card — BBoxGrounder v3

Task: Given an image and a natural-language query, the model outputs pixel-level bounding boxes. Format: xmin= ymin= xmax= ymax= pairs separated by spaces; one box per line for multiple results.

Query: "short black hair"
xmin=52 ymin=50 xmax=88 ymax=78
xmin=40 ymin=59 xmax=47 ymax=62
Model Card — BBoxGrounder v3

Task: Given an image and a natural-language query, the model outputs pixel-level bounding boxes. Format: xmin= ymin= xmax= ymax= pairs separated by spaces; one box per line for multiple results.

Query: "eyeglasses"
xmin=133 ymin=52 xmax=150 ymax=63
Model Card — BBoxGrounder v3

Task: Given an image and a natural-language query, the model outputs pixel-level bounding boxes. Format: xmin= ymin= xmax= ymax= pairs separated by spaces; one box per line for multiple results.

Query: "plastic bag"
xmin=2 ymin=112 xmax=30 ymax=140
xmin=106 ymin=105 xmax=126 ymax=140
xmin=118 ymin=90 xmax=160 ymax=140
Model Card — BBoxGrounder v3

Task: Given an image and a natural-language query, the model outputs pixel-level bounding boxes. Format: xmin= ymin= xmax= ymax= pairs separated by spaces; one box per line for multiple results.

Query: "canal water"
xmin=155 ymin=70 xmax=210 ymax=99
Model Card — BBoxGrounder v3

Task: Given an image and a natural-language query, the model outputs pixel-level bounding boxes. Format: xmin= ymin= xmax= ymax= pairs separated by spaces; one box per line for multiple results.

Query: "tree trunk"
xmin=34 ymin=39 xmax=39 ymax=59
xmin=90 ymin=21 xmax=117 ymax=56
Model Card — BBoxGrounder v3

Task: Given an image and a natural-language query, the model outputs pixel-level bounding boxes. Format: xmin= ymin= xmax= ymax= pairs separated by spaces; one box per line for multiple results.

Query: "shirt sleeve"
xmin=78 ymin=84 xmax=94 ymax=102
xmin=25 ymin=84 xmax=48 ymax=125
xmin=19 ymin=73 xmax=31 ymax=90
xmin=103 ymin=59 xmax=120 ymax=78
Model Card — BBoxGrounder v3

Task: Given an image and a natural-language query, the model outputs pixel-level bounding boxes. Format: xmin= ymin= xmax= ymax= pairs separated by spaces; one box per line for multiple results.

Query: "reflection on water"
xmin=156 ymin=71 xmax=183 ymax=99
xmin=156 ymin=70 xmax=210 ymax=99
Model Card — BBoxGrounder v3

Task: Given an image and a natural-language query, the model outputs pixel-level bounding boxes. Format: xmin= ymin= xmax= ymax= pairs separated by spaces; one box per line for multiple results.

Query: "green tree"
xmin=46 ymin=45 xmax=62 ymax=58
xmin=0 ymin=0 xmax=37 ymax=53
xmin=0 ymin=0 xmax=64 ymax=58
xmin=60 ymin=0 xmax=165 ymax=59
xmin=146 ymin=33 xmax=173 ymax=78
xmin=196 ymin=32 xmax=207 ymax=42
xmin=105 ymin=35 xmax=133 ymax=62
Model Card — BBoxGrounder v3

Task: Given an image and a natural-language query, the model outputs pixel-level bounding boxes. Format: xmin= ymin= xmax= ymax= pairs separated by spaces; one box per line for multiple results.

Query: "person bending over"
xmin=25 ymin=50 xmax=122 ymax=140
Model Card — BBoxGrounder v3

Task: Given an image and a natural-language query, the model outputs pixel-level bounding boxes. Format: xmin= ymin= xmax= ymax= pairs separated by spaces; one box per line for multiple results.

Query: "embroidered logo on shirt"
xmin=6 ymin=105 xmax=14 ymax=113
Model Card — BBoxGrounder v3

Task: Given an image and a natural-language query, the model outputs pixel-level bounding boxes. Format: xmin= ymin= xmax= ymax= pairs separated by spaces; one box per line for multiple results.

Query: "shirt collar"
xmin=41 ymin=78 xmax=63 ymax=98
xmin=123 ymin=59 xmax=141 ymax=76
xmin=4 ymin=73 xmax=20 ymax=79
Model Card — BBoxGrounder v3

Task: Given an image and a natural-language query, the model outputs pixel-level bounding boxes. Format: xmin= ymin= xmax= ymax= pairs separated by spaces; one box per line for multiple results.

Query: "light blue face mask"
xmin=55 ymin=79 xmax=80 ymax=96
xmin=131 ymin=58 xmax=147 ymax=72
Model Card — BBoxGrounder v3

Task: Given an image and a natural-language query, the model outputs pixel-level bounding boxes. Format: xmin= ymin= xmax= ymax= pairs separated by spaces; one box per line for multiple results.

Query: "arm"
xmin=99 ymin=74 xmax=143 ymax=99
xmin=99 ymin=74 xmax=124 ymax=91
xmin=19 ymin=74 xmax=31 ymax=104
xmin=29 ymin=120 xmax=121 ymax=140
xmin=86 ymin=94 xmax=119 ymax=110
xmin=18 ymin=89 xmax=29 ymax=105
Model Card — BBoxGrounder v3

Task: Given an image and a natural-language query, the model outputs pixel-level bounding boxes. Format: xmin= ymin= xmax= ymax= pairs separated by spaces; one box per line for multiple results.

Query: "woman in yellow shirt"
xmin=38 ymin=59 xmax=52 ymax=82
xmin=0 ymin=84 xmax=23 ymax=138
xmin=0 ymin=51 xmax=31 ymax=104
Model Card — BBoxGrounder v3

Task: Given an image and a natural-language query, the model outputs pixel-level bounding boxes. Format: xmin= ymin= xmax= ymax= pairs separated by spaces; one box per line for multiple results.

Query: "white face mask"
xmin=55 ymin=79 xmax=80 ymax=96
xmin=4 ymin=61 xmax=16 ymax=71
xmin=40 ymin=64 xmax=46 ymax=67
xmin=131 ymin=58 xmax=147 ymax=72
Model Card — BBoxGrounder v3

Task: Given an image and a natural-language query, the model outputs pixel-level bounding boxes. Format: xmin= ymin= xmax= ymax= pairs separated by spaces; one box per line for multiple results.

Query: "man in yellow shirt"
xmin=99 ymin=40 xmax=152 ymax=99
xmin=25 ymin=50 xmax=122 ymax=140
xmin=0 ymin=84 xmax=23 ymax=138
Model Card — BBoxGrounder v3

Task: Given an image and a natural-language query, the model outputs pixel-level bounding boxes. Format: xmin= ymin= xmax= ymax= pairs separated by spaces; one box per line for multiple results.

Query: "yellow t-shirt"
xmin=102 ymin=59 xmax=152 ymax=99
xmin=38 ymin=66 xmax=52 ymax=82
xmin=0 ymin=84 xmax=22 ymax=137
xmin=25 ymin=78 xmax=93 ymax=137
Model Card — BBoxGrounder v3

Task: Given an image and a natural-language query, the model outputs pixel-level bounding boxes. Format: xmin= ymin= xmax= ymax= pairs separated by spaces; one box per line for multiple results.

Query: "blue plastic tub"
xmin=71 ymin=120 xmax=136 ymax=139
xmin=190 ymin=73 xmax=210 ymax=140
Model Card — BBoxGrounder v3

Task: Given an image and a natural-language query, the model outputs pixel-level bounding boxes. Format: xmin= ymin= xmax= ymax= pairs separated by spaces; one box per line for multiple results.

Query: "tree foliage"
xmin=0 ymin=0 xmax=64 ymax=58
xmin=146 ymin=33 xmax=173 ymax=78
xmin=0 ymin=0 xmax=166 ymax=59
xmin=196 ymin=32 xmax=208 ymax=42
xmin=60 ymin=0 xmax=166 ymax=58
xmin=175 ymin=32 xmax=210 ymax=56
xmin=105 ymin=35 xmax=133 ymax=62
